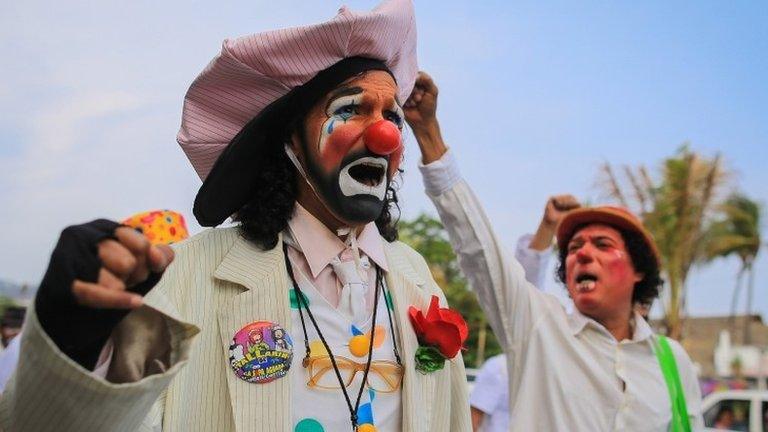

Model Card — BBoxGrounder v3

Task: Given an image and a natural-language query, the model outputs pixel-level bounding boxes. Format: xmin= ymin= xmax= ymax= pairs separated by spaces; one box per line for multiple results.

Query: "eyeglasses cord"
xmin=284 ymin=243 xmax=397 ymax=430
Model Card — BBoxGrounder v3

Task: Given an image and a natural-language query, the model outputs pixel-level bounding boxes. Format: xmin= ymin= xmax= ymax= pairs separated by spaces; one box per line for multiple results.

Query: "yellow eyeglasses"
xmin=304 ymin=355 xmax=404 ymax=393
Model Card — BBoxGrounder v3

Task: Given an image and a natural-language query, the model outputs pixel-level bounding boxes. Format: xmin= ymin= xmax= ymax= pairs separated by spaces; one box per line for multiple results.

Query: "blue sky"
xmin=0 ymin=0 xmax=765 ymax=319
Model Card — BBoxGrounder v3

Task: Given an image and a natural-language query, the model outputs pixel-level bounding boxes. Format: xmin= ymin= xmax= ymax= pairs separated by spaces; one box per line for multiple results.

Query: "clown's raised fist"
xmin=404 ymin=71 xmax=446 ymax=165
xmin=543 ymin=195 xmax=581 ymax=228
xmin=529 ymin=195 xmax=581 ymax=251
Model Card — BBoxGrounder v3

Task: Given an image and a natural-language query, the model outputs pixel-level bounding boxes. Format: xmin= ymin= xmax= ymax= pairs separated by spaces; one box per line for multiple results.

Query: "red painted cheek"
xmin=318 ymin=124 xmax=363 ymax=172
xmin=605 ymin=250 xmax=633 ymax=279
xmin=387 ymin=145 xmax=404 ymax=178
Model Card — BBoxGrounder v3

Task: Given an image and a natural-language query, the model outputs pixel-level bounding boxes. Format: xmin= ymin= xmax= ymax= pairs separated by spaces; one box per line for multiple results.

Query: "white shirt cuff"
xmin=91 ymin=338 xmax=114 ymax=379
xmin=515 ymin=234 xmax=550 ymax=260
xmin=418 ymin=148 xmax=462 ymax=197
xmin=515 ymin=233 xmax=551 ymax=288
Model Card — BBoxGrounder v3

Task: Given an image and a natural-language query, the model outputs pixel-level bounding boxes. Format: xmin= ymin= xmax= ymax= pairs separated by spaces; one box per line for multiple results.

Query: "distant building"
xmin=653 ymin=315 xmax=768 ymax=380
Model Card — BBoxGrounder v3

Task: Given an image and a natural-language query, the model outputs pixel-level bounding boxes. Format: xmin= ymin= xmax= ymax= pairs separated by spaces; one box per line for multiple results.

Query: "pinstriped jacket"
xmin=0 ymin=227 xmax=471 ymax=432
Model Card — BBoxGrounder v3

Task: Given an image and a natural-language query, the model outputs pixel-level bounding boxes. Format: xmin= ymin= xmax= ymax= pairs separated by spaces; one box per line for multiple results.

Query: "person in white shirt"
xmin=404 ymin=72 xmax=704 ymax=431
xmin=0 ymin=306 xmax=25 ymax=393
xmin=469 ymin=196 xmax=579 ymax=432
xmin=470 ymin=353 xmax=509 ymax=432
xmin=0 ymin=333 xmax=20 ymax=394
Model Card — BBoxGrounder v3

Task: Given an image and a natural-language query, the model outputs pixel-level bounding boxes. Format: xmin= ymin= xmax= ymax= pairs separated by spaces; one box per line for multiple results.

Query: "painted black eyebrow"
xmin=569 ymin=234 xmax=618 ymax=247
xmin=568 ymin=238 xmax=585 ymax=247
xmin=325 ymin=86 xmax=364 ymax=110
xmin=592 ymin=235 xmax=618 ymax=243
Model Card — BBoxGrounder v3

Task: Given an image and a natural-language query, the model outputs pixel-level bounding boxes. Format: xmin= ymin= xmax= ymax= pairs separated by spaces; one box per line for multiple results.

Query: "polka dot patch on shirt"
xmin=351 ymin=325 xmax=364 ymax=336
xmin=347 ymin=325 xmax=386 ymax=356
xmin=369 ymin=325 xmax=386 ymax=349
xmin=349 ymin=335 xmax=371 ymax=357
xmin=290 ymin=289 xmax=309 ymax=309
xmin=384 ymin=291 xmax=394 ymax=311
xmin=308 ymin=340 xmax=329 ymax=358
xmin=294 ymin=418 xmax=324 ymax=432
xmin=358 ymin=402 xmax=374 ymax=424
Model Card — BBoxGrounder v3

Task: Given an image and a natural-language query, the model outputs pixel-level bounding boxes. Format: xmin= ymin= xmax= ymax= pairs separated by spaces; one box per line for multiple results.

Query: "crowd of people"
xmin=1 ymin=1 xmax=707 ymax=431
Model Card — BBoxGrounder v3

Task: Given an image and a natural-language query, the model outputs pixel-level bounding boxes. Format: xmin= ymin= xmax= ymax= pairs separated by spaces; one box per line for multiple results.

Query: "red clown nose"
xmin=363 ymin=120 xmax=401 ymax=155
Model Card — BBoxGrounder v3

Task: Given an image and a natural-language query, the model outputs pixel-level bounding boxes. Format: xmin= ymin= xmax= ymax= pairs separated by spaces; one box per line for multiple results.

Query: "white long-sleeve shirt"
xmin=467 ymin=238 xmax=549 ymax=432
xmin=419 ymin=151 xmax=704 ymax=431
xmin=0 ymin=335 xmax=20 ymax=393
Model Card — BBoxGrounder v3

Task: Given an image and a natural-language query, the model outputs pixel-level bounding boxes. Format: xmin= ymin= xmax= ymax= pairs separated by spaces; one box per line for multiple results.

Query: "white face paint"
xmin=338 ymin=156 xmax=388 ymax=200
xmin=388 ymin=101 xmax=405 ymax=130
xmin=318 ymin=94 xmax=362 ymax=150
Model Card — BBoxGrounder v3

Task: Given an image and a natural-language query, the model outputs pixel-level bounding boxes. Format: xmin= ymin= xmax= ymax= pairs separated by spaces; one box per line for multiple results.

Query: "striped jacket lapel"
xmin=214 ymin=235 xmax=293 ymax=432
xmin=383 ymin=243 xmax=438 ymax=432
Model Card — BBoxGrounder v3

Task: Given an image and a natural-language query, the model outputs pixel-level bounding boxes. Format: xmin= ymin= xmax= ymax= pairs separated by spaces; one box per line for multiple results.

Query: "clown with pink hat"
xmin=5 ymin=1 xmax=471 ymax=431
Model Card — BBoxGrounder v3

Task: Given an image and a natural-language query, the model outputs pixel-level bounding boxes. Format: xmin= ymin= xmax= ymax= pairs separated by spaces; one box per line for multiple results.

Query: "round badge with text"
xmin=228 ymin=321 xmax=293 ymax=383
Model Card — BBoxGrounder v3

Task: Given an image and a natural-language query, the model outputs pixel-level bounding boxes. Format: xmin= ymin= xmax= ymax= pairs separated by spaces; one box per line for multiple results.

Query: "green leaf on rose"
xmin=414 ymin=346 xmax=446 ymax=374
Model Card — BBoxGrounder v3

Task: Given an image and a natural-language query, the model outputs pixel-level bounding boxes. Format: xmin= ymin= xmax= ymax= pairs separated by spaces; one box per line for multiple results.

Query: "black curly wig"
xmin=555 ymin=223 xmax=662 ymax=306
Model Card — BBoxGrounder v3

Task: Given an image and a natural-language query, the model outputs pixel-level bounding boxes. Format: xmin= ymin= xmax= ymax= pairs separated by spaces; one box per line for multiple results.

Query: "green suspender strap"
xmin=654 ymin=335 xmax=692 ymax=432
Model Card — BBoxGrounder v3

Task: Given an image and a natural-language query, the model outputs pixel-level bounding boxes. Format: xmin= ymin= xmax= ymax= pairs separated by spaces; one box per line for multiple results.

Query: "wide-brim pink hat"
xmin=177 ymin=0 xmax=418 ymax=183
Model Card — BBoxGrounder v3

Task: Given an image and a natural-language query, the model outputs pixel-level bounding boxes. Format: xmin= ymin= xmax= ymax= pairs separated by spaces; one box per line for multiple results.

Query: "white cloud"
xmin=7 ymin=92 xmax=145 ymax=195
xmin=30 ymin=91 xmax=143 ymax=155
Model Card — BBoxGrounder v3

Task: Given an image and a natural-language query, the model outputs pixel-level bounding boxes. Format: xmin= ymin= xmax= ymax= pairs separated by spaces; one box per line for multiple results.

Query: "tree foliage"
xmin=600 ymin=144 xmax=728 ymax=338
xmin=704 ymin=193 xmax=763 ymax=342
xmin=399 ymin=214 xmax=502 ymax=367
xmin=0 ymin=296 xmax=18 ymax=319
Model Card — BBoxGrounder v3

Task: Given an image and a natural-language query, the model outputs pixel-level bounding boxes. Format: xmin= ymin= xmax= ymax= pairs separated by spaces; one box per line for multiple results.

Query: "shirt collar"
xmin=568 ymin=308 xmax=591 ymax=335
xmin=568 ymin=309 xmax=654 ymax=343
xmin=631 ymin=312 xmax=654 ymax=342
xmin=287 ymin=204 xmax=389 ymax=278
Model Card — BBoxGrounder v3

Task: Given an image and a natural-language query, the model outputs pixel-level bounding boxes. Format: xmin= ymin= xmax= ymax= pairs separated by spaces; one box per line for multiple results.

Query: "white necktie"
xmin=332 ymin=253 xmax=370 ymax=324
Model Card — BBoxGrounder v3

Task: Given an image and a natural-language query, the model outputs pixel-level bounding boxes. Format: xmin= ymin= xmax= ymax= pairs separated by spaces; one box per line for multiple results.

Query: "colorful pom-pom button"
xmin=229 ymin=321 xmax=293 ymax=383
xmin=349 ymin=334 xmax=371 ymax=357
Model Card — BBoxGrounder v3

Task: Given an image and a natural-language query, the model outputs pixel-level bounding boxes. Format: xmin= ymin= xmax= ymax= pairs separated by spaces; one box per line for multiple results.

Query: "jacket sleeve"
xmin=421 ymin=151 xmax=554 ymax=357
xmin=0 ymin=288 xmax=198 ymax=431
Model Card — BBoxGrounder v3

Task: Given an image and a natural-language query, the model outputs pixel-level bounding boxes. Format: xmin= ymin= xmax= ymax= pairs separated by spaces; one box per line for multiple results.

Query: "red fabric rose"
xmin=408 ymin=295 xmax=469 ymax=359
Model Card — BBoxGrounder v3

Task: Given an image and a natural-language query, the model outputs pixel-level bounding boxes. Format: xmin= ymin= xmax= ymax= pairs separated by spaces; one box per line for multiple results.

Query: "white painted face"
xmin=319 ymin=94 xmax=392 ymax=200
xmin=318 ymin=94 xmax=403 ymax=201
xmin=293 ymin=71 xmax=403 ymax=225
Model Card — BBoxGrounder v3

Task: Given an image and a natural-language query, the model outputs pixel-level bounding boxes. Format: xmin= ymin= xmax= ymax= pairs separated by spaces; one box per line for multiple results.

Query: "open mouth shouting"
xmin=575 ymin=272 xmax=598 ymax=293
xmin=339 ymin=156 xmax=388 ymax=200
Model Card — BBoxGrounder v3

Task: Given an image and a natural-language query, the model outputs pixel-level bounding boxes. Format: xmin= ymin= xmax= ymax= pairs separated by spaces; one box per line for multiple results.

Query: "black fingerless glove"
xmin=35 ymin=219 xmax=163 ymax=369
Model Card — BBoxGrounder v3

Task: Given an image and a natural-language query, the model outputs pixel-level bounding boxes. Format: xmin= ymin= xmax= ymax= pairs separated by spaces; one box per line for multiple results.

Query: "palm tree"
xmin=704 ymin=194 xmax=762 ymax=343
xmin=600 ymin=144 xmax=728 ymax=339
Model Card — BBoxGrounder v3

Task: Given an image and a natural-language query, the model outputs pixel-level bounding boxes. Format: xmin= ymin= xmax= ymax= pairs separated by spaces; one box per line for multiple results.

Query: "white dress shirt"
xmin=469 ymin=238 xmax=549 ymax=432
xmin=283 ymin=207 xmax=402 ymax=431
xmin=420 ymin=150 xmax=704 ymax=431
